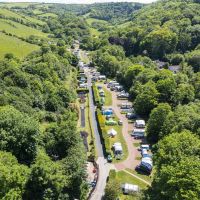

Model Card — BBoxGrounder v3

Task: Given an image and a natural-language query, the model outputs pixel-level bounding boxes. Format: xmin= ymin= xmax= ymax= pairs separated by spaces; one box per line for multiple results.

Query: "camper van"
xmin=131 ymin=129 xmax=145 ymax=139
xmin=121 ymin=183 xmax=139 ymax=194
xmin=135 ymin=120 xmax=145 ymax=128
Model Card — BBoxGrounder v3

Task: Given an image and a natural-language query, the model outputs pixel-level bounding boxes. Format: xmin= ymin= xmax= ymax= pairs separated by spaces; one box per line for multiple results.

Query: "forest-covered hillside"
xmin=0 ymin=1 xmax=200 ymax=199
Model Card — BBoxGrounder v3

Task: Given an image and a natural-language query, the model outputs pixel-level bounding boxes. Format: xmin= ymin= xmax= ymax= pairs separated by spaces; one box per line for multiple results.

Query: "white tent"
xmin=107 ymin=128 xmax=117 ymax=137
xmin=113 ymin=142 xmax=123 ymax=154
xmin=122 ymin=183 xmax=139 ymax=194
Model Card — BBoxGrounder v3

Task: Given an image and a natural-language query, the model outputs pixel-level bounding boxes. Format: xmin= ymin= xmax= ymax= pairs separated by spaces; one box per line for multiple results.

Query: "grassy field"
xmin=0 ymin=19 xmax=48 ymax=38
xmin=86 ymin=17 xmax=109 ymax=26
xmin=102 ymin=85 xmax=113 ymax=106
xmin=107 ymin=170 xmax=149 ymax=200
xmin=125 ymin=169 xmax=153 ymax=184
xmin=39 ymin=12 xmax=58 ymax=18
xmin=103 ymin=114 xmax=128 ymax=163
xmin=0 ymin=32 xmax=39 ymax=59
xmin=96 ymin=83 xmax=113 ymax=106
xmin=0 ymin=8 xmax=46 ymax=25
xmin=0 ymin=2 xmax=35 ymax=8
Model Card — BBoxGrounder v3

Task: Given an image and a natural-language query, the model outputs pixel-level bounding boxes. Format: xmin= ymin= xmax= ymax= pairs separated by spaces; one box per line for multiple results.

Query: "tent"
xmin=102 ymin=109 xmax=113 ymax=115
xmin=107 ymin=128 xmax=117 ymax=137
xmin=113 ymin=142 xmax=123 ymax=154
xmin=121 ymin=183 xmax=139 ymax=194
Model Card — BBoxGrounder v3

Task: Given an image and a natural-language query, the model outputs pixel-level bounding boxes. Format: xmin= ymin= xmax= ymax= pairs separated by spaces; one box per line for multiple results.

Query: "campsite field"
xmin=0 ymin=32 xmax=39 ymax=59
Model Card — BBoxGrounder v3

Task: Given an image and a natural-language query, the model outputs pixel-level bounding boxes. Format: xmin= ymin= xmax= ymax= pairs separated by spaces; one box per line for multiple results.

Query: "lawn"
xmin=102 ymin=85 xmax=113 ymax=106
xmin=0 ymin=19 xmax=48 ymax=38
xmin=0 ymin=32 xmax=39 ymax=59
xmin=96 ymin=83 xmax=113 ymax=106
xmin=103 ymin=114 xmax=128 ymax=163
xmin=108 ymin=170 xmax=150 ymax=200
xmin=117 ymin=170 xmax=149 ymax=189
xmin=125 ymin=169 xmax=153 ymax=184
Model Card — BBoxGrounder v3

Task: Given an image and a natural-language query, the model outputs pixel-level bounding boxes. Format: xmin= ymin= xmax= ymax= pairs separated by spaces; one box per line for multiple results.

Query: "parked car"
xmin=135 ymin=162 xmax=152 ymax=174
xmin=131 ymin=129 xmax=145 ymax=139
xmin=126 ymin=113 xmax=137 ymax=120
xmin=107 ymin=155 xmax=112 ymax=162
xmin=140 ymin=144 xmax=150 ymax=151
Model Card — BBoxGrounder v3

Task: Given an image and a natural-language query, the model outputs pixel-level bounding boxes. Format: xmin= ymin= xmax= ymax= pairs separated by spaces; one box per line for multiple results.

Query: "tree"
xmin=149 ymin=157 xmax=200 ymax=200
xmin=0 ymin=151 xmax=29 ymax=199
xmin=173 ymin=83 xmax=195 ymax=105
xmin=156 ymin=78 xmax=177 ymax=103
xmin=44 ymin=113 xmax=78 ymax=160
xmin=141 ymin=28 xmax=178 ymax=59
xmin=0 ymin=106 xmax=39 ymax=165
xmin=24 ymin=150 xmax=67 ymax=200
xmin=147 ymin=103 xmax=172 ymax=143
xmin=134 ymin=81 xmax=159 ymax=116
xmin=148 ymin=131 xmax=200 ymax=200
xmin=124 ymin=64 xmax=144 ymax=89
xmin=104 ymin=179 xmax=120 ymax=200
xmin=161 ymin=102 xmax=200 ymax=137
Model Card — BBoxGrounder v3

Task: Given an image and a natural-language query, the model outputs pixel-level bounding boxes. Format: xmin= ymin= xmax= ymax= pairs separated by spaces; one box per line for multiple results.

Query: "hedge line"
xmin=96 ymin=109 xmax=111 ymax=155
xmin=92 ymin=83 xmax=102 ymax=108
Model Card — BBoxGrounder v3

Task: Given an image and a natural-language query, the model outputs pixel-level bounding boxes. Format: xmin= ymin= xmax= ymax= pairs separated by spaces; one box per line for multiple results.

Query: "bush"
xmin=92 ymin=84 xmax=101 ymax=108
xmin=96 ymin=109 xmax=110 ymax=155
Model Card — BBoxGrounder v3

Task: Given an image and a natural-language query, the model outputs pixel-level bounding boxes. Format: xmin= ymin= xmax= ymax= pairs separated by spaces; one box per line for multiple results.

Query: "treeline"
xmin=0 ymin=43 xmax=88 ymax=199
xmin=86 ymin=2 xmax=144 ymax=24
xmin=46 ymin=13 xmax=90 ymax=45
xmin=107 ymin=0 xmax=200 ymax=62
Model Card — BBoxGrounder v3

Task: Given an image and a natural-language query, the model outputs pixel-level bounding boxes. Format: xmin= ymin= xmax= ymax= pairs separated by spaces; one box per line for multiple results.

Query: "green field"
xmin=39 ymin=12 xmax=58 ymax=18
xmin=86 ymin=17 xmax=109 ymax=26
xmin=0 ymin=2 xmax=35 ymax=8
xmin=0 ymin=8 xmax=46 ymax=25
xmin=0 ymin=19 xmax=48 ymax=38
xmin=0 ymin=32 xmax=39 ymax=59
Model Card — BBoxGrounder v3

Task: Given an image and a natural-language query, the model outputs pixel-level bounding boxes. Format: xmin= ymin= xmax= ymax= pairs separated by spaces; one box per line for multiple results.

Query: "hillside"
xmin=0 ymin=5 xmax=54 ymax=59
xmin=107 ymin=0 xmax=200 ymax=60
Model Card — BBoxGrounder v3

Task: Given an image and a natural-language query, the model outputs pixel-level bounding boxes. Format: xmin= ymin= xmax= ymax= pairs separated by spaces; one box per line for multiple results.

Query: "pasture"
xmin=0 ymin=32 xmax=39 ymax=59
xmin=0 ymin=19 xmax=48 ymax=38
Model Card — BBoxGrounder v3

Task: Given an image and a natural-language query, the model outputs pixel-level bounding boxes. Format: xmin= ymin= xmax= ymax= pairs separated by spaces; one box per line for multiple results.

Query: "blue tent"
xmin=102 ymin=109 xmax=113 ymax=115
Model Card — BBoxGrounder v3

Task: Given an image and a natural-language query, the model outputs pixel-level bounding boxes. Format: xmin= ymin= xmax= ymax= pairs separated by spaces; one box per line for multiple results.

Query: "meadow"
xmin=0 ymin=32 xmax=39 ymax=59
xmin=0 ymin=19 xmax=48 ymax=38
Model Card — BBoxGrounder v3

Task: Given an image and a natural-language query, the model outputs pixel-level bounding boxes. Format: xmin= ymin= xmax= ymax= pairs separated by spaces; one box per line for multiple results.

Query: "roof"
xmin=108 ymin=128 xmax=117 ymax=136
xmin=114 ymin=145 xmax=123 ymax=152
xmin=142 ymin=157 xmax=153 ymax=165
xmin=113 ymin=142 xmax=123 ymax=151
xmin=136 ymin=120 xmax=145 ymax=125
xmin=123 ymin=183 xmax=139 ymax=192
xmin=133 ymin=128 xmax=145 ymax=133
